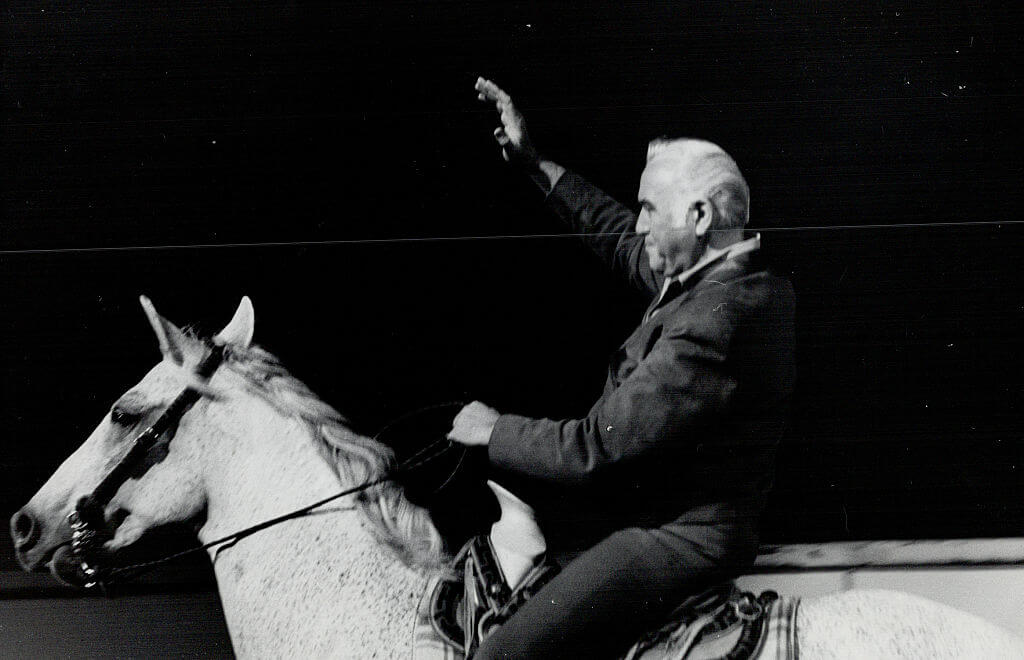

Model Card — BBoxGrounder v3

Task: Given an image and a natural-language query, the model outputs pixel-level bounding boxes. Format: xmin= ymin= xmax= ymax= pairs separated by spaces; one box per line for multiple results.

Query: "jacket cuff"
xmin=487 ymin=413 xmax=530 ymax=473
xmin=543 ymin=170 xmax=590 ymax=224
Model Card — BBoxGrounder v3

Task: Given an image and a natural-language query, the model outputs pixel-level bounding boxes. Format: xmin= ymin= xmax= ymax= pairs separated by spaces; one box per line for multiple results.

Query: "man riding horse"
xmin=447 ymin=78 xmax=796 ymax=659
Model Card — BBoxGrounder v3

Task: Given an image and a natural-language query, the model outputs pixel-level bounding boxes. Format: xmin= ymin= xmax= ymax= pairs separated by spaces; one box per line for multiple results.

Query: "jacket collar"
xmin=655 ymin=233 xmax=762 ymax=305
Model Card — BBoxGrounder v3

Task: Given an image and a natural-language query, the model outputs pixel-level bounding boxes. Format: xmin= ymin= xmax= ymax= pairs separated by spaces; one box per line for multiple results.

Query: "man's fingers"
xmin=475 ymin=77 xmax=512 ymax=104
xmin=475 ymin=77 xmax=500 ymax=97
xmin=476 ymin=79 xmax=531 ymax=161
xmin=451 ymin=402 xmax=478 ymax=426
xmin=475 ymin=78 xmax=499 ymax=102
xmin=447 ymin=416 xmax=465 ymax=440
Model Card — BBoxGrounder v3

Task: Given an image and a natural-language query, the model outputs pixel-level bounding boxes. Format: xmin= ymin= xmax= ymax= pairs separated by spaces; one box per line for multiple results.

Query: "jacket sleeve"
xmin=488 ymin=303 xmax=739 ymax=485
xmin=545 ymin=170 xmax=661 ymax=296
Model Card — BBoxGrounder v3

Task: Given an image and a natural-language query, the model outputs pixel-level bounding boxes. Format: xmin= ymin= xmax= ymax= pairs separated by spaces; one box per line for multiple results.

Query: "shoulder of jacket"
xmin=693 ymin=270 xmax=775 ymax=309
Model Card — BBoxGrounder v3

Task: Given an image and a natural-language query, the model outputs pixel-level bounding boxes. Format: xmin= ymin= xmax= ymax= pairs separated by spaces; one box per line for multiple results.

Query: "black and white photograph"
xmin=2 ymin=2 xmax=1022 ymax=657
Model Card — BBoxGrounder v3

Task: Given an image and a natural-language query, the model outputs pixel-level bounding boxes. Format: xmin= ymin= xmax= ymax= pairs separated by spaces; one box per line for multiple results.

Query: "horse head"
xmin=10 ymin=296 xmax=255 ymax=583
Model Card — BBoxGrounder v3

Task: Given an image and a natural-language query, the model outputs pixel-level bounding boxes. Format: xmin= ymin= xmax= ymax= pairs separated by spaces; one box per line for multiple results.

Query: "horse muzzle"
xmin=9 ymin=506 xmax=65 ymax=572
xmin=9 ymin=503 xmax=114 ymax=578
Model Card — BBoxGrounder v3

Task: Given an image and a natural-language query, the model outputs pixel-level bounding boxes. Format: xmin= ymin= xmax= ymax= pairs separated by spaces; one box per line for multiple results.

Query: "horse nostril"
xmin=10 ymin=509 xmax=40 ymax=550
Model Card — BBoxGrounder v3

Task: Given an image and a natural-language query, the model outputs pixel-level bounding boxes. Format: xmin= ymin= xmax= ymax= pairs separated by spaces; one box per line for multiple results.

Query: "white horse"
xmin=11 ymin=297 xmax=1024 ymax=659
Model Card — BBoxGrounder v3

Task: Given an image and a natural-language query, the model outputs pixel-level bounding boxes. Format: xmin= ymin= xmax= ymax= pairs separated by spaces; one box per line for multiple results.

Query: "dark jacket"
xmin=487 ymin=170 xmax=796 ymax=559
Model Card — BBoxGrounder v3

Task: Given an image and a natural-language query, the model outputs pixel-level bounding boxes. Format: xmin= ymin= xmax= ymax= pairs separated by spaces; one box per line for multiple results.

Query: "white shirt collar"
xmin=658 ymin=232 xmax=762 ymax=300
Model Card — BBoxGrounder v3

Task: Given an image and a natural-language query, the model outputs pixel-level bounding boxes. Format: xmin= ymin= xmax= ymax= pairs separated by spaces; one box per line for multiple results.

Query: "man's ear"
xmin=691 ymin=198 xmax=715 ymax=237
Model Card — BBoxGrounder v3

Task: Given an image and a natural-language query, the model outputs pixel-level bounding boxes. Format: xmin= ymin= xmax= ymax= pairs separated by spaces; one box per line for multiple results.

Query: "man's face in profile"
xmin=636 ymin=155 xmax=699 ymax=277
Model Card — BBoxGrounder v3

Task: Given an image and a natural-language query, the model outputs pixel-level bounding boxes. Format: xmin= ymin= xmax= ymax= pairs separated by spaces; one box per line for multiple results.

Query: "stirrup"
xmin=429 ymin=535 xmax=560 ymax=656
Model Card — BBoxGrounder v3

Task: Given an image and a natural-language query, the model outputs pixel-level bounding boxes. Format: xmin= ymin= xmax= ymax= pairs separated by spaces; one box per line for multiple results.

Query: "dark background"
xmin=2 ymin=0 xmax=1022 ymax=609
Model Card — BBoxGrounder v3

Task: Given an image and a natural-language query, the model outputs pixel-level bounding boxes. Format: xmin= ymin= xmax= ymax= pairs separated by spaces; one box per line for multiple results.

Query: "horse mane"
xmin=217 ymin=342 xmax=446 ymax=570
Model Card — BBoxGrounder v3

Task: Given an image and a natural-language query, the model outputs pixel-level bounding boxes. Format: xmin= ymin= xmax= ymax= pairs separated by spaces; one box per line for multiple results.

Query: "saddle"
xmin=414 ymin=481 xmax=785 ymax=660
xmin=417 ymin=535 xmax=781 ymax=660
xmin=622 ymin=584 xmax=780 ymax=660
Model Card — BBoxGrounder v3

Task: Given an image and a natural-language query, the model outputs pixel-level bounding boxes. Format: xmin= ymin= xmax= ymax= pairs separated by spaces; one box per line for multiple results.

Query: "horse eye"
xmin=110 ymin=408 xmax=139 ymax=426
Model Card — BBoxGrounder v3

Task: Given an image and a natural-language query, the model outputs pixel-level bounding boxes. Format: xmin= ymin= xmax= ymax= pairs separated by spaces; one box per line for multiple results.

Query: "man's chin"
xmin=646 ymin=251 xmax=665 ymax=275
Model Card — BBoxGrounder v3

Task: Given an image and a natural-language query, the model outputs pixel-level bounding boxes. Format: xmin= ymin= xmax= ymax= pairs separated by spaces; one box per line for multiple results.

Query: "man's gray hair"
xmin=646 ymin=137 xmax=750 ymax=230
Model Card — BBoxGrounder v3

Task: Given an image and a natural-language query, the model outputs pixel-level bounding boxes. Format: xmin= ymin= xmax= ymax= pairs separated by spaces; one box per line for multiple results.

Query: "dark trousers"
xmin=473 ymin=525 xmax=752 ymax=659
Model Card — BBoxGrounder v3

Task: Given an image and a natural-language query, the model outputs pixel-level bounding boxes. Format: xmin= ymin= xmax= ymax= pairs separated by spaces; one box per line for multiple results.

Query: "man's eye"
xmin=110 ymin=408 xmax=140 ymax=426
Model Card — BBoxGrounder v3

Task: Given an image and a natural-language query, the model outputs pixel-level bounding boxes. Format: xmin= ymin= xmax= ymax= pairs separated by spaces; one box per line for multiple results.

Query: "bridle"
xmin=63 ymin=340 xmax=461 ymax=591
xmin=67 ymin=338 xmax=228 ymax=588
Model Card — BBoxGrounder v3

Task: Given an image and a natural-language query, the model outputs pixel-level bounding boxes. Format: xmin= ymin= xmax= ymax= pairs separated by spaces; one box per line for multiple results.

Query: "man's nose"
xmin=636 ymin=211 xmax=649 ymax=234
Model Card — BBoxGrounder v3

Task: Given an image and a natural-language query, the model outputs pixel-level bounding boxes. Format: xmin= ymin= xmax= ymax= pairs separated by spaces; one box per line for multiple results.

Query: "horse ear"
xmin=139 ymin=295 xmax=188 ymax=365
xmin=214 ymin=296 xmax=254 ymax=349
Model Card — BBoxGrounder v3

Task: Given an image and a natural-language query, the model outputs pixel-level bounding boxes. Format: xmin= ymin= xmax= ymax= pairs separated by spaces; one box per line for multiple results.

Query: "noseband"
xmin=67 ymin=340 xmax=226 ymax=588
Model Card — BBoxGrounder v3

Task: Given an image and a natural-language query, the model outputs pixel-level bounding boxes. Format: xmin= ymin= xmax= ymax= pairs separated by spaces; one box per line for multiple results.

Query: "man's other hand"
xmin=448 ymin=400 xmax=500 ymax=447
xmin=475 ymin=77 xmax=539 ymax=166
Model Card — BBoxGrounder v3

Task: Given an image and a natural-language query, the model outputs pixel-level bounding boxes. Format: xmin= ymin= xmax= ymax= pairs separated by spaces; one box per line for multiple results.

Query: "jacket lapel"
xmin=653 ymin=251 xmax=764 ymax=319
xmin=615 ymin=252 xmax=764 ymax=380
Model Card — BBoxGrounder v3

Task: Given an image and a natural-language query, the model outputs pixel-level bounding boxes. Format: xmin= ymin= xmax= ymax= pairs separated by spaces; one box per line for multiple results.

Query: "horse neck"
xmin=196 ymin=398 xmax=430 ymax=659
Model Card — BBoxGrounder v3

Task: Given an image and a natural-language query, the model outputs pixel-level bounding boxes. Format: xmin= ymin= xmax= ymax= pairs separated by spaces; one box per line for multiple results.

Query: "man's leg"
xmin=473 ymin=526 xmax=738 ymax=660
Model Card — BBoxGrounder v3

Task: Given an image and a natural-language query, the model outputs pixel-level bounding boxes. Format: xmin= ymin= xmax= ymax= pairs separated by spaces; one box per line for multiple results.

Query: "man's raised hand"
xmin=475 ymin=77 xmax=539 ymax=166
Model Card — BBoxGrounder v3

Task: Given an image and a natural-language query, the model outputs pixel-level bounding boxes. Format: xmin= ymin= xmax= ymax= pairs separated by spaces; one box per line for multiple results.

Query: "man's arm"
xmin=486 ymin=305 xmax=739 ymax=484
xmin=450 ymin=294 xmax=745 ymax=481
xmin=475 ymin=77 xmax=658 ymax=294
xmin=544 ymin=170 xmax=660 ymax=294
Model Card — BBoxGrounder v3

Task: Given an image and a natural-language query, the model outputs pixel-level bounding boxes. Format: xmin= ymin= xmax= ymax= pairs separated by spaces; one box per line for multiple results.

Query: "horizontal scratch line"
xmin=2 ymin=220 xmax=1022 ymax=256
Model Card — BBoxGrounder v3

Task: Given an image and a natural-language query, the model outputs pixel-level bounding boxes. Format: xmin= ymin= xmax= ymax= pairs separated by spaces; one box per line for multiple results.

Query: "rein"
xmin=64 ymin=340 xmax=464 ymax=591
